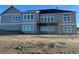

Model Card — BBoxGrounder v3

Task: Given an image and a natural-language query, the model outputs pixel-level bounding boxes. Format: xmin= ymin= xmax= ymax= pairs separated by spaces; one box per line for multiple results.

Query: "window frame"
xmin=40 ymin=26 xmax=48 ymax=31
xmin=40 ymin=26 xmax=55 ymax=32
xmin=63 ymin=14 xmax=71 ymax=22
xmin=23 ymin=14 xmax=34 ymax=21
xmin=49 ymin=26 xmax=55 ymax=32
xmin=40 ymin=16 xmax=54 ymax=22
xmin=50 ymin=16 xmax=54 ymax=22
xmin=22 ymin=25 xmax=35 ymax=31
xmin=63 ymin=26 xmax=72 ymax=33
xmin=12 ymin=15 xmax=20 ymax=22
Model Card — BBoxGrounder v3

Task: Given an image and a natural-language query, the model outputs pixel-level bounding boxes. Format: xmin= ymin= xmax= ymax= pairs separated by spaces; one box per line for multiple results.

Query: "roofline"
xmin=0 ymin=6 xmax=76 ymax=15
xmin=1 ymin=6 xmax=21 ymax=15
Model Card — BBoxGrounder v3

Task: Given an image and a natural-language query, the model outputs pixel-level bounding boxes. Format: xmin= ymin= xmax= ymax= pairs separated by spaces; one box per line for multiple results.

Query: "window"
xmin=63 ymin=26 xmax=72 ymax=33
xmin=40 ymin=26 xmax=55 ymax=32
xmin=44 ymin=17 xmax=47 ymax=22
xmin=42 ymin=17 xmax=45 ymax=22
xmin=50 ymin=16 xmax=54 ymax=22
xmin=63 ymin=14 xmax=71 ymax=22
xmin=23 ymin=14 xmax=34 ymax=21
xmin=12 ymin=15 xmax=20 ymax=22
xmin=40 ymin=17 xmax=43 ymax=22
xmin=47 ymin=17 xmax=50 ymax=22
xmin=24 ymin=14 xmax=26 ymax=20
xmin=27 ymin=14 xmax=30 ymax=20
xmin=22 ymin=25 xmax=35 ymax=31
xmin=40 ymin=26 xmax=48 ymax=31
xmin=40 ymin=16 xmax=54 ymax=22
xmin=49 ymin=26 xmax=55 ymax=31
xmin=30 ymin=14 xmax=34 ymax=19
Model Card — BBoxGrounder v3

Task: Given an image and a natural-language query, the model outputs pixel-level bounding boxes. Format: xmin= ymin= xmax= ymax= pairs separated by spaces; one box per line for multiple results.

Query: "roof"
xmin=1 ymin=6 xmax=21 ymax=15
xmin=1 ymin=6 xmax=76 ymax=15
xmin=38 ymin=9 xmax=75 ymax=14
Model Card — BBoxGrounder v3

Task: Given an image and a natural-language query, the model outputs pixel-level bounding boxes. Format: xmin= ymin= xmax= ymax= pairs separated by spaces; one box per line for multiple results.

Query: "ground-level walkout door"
xmin=40 ymin=26 xmax=56 ymax=33
xmin=22 ymin=24 xmax=36 ymax=33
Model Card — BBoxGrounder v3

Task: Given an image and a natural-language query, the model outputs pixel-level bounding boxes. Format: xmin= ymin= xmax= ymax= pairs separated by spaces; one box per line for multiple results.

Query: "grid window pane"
xmin=64 ymin=14 xmax=71 ymax=22
xmin=40 ymin=16 xmax=54 ymax=22
xmin=12 ymin=16 xmax=20 ymax=22
xmin=22 ymin=25 xmax=35 ymax=31
xmin=63 ymin=26 xmax=72 ymax=33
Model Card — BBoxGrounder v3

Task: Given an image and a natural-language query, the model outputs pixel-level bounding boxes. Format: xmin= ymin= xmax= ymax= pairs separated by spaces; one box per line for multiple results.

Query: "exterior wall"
xmin=21 ymin=11 xmax=39 ymax=33
xmin=22 ymin=10 xmax=39 ymax=22
xmin=60 ymin=25 xmax=77 ymax=35
xmin=1 ymin=14 xmax=21 ymax=23
xmin=0 ymin=24 xmax=21 ymax=31
xmin=0 ymin=13 xmax=22 ymax=31
xmin=39 ymin=12 xmax=76 ymax=23
xmin=39 ymin=25 xmax=59 ymax=34
xmin=0 ymin=8 xmax=77 ymax=34
xmin=21 ymin=24 xmax=37 ymax=33
xmin=59 ymin=12 xmax=77 ymax=34
xmin=39 ymin=12 xmax=77 ymax=34
xmin=0 ymin=7 xmax=22 ymax=31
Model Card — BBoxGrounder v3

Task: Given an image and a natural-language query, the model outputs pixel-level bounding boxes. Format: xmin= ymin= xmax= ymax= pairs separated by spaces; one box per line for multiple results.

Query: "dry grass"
xmin=0 ymin=35 xmax=79 ymax=44
xmin=0 ymin=35 xmax=79 ymax=54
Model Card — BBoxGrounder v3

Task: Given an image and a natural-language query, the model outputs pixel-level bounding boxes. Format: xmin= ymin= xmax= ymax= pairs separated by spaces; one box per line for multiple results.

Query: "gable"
xmin=1 ymin=6 xmax=21 ymax=15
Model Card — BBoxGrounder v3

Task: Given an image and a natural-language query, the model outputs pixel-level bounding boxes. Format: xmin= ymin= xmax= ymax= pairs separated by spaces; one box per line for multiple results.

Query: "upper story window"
xmin=40 ymin=16 xmax=54 ymax=22
xmin=23 ymin=14 xmax=34 ymax=21
xmin=12 ymin=15 xmax=20 ymax=22
xmin=24 ymin=15 xmax=26 ymax=20
xmin=63 ymin=14 xmax=71 ymax=22
xmin=50 ymin=16 xmax=54 ymax=22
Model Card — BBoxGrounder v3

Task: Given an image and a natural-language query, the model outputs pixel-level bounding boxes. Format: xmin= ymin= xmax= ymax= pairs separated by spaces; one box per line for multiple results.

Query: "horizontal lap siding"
xmin=60 ymin=25 xmax=77 ymax=35
xmin=0 ymin=24 xmax=21 ymax=31
xmin=1 ymin=14 xmax=22 ymax=31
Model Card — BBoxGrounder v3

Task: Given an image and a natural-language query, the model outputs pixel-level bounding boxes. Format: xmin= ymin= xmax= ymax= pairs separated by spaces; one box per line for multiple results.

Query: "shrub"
xmin=48 ymin=42 xmax=56 ymax=48
xmin=35 ymin=42 xmax=46 ymax=48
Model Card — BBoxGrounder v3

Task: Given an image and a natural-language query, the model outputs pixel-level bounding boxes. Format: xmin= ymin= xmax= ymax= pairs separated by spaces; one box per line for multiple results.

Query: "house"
xmin=0 ymin=6 xmax=77 ymax=34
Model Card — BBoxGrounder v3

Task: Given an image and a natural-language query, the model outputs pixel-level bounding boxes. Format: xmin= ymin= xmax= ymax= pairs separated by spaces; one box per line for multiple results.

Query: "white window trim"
xmin=46 ymin=16 xmax=48 ymax=22
xmin=63 ymin=26 xmax=72 ymax=33
xmin=49 ymin=26 xmax=55 ymax=32
xmin=50 ymin=16 xmax=54 ymax=22
xmin=22 ymin=25 xmax=35 ymax=31
xmin=23 ymin=14 xmax=34 ymax=21
xmin=40 ymin=17 xmax=43 ymax=22
xmin=63 ymin=15 xmax=71 ymax=22
xmin=40 ymin=16 xmax=54 ymax=22
xmin=43 ymin=16 xmax=45 ymax=22
xmin=12 ymin=16 xmax=20 ymax=22
xmin=30 ymin=14 xmax=34 ymax=20
xmin=23 ymin=14 xmax=26 ymax=21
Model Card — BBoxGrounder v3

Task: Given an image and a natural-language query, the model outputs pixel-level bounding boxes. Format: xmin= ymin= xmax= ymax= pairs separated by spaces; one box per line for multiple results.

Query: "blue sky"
xmin=0 ymin=5 xmax=79 ymax=27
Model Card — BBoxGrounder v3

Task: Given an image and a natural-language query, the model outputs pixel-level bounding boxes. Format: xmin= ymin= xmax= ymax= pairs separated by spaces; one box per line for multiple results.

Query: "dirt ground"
xmin=0 ymin=35 xmax=79 ymax=54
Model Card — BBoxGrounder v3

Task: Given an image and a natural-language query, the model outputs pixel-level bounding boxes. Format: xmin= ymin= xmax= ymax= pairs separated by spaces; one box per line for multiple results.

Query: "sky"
xmin=0 ymin=5 xmax=79 ymax=27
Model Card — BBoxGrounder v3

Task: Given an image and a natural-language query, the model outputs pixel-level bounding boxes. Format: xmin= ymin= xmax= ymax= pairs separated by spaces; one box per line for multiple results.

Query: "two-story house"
xmin=0 ymin=6 xmax=77 ymax=34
